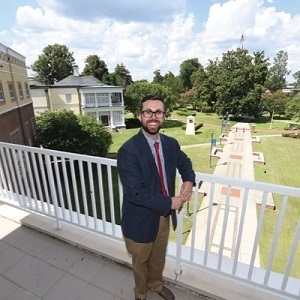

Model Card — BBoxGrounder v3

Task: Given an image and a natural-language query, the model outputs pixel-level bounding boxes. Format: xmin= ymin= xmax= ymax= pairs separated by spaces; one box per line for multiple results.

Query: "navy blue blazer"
xmin=117 ymin=129 xmax=195 ymax=243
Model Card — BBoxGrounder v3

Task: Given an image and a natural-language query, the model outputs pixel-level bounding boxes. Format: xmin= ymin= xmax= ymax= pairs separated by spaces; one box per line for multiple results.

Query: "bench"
xmin=252 ymin=151 xmax=265 ymax=165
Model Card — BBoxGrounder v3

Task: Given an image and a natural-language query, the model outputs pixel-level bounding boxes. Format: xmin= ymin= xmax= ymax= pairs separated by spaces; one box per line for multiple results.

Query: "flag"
xmin=240 ymin=34 xmax=244 ymax=43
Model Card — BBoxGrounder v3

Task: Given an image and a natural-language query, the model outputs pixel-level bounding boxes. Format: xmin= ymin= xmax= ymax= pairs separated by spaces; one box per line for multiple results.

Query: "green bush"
xmin=177 ymin=111 xmax=197 ymax=117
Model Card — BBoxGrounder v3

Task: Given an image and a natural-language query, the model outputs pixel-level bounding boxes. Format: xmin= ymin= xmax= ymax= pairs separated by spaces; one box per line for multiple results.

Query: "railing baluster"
xmin=281 ymin=217 xmax=300 ymax=292
xmin=107 ymin=165 xmax=116 ymax=235
xmin=264 ymin=195 xmax=288 ymax=285
xmin=97 ymin=163 xmax=106 ymax=232
xmin=0 ymin=147 xmax=16 ymax=202
xmin=88 ymin=162 xmax=98 ymax=230
xmin=30 ymin=151 xmax=43 ymax=212
xmin=37 ymin=153 xmax=51 ymax=214
xmin=204 ymin=181 xmax=215 ymax=266
xmin=233 ymin=187 xmax=249 ymax=275
xmin=78 ymin=160 xmax=89 ymax=227
xmin=248 ymin=191 xmax=268 ymax=280
xmin=61 ymin=157 xmax=73 ymax=222
xmin=70 ymin=159 xmax=81 ymax=225
xmin=53 ymin=156 xmax=66 ymax=220
xmin=45 ymin=154 xmax=61 ymax=229
xmin=218 ymin=185 xmax=232 ymax=270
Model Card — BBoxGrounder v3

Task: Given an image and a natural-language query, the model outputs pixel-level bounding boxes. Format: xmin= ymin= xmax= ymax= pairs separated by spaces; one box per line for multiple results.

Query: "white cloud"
xmin=5 ymin=0 xmax=300 ymax=82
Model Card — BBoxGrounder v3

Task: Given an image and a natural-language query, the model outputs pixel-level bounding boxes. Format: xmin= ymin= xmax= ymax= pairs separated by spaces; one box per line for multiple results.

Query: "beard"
xmin=141 ymin=120 xmax=162 ymax=135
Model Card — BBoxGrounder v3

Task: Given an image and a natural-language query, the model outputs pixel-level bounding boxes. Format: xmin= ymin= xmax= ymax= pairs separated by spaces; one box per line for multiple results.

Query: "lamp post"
xmin=220 ymin=117 xmax=224 ymax=145
xmin=209 ymin=131 xmax=214 ymax=168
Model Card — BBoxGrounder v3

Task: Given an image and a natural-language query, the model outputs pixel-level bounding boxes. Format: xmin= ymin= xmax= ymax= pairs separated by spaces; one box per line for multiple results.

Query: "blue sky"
xmin=1 ymin=0 xmax=300 ymax=82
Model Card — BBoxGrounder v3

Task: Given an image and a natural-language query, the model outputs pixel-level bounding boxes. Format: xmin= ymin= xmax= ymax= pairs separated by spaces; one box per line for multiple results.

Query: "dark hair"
xmin=139 ymin=95 xmax=165 ymax=112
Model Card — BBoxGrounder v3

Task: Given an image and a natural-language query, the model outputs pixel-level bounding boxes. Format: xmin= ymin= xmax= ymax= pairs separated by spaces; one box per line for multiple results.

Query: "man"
xmin=117 ymin=95 xmax=195 ymax=300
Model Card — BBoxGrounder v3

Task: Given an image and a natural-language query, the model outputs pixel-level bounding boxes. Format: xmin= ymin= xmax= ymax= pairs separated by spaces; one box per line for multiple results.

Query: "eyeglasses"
xmin=141 ymin=109 xmax=165 ymax=118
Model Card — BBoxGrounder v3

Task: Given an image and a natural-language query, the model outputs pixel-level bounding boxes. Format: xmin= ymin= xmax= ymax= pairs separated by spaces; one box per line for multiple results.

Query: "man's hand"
xmin=171 ymin=196 xmax=186 ymax=210
xmin=179 ymin=181 xmax=193 ymax=201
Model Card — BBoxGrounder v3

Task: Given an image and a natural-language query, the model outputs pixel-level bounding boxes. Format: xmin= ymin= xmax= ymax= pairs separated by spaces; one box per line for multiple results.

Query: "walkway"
xmin=186 ymin=123 xmax=274 ymax=265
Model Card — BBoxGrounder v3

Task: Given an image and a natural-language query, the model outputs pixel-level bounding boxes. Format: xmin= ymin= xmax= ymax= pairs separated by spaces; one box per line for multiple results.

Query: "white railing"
xmin=0 ymin=142 xmax=299 ymax=299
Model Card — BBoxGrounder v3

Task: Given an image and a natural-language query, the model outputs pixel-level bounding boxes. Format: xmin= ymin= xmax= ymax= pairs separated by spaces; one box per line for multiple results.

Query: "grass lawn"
xmin=253 ymin=136 xmax=300 ymax=277
xmin=110 ymin=112 xmax=300 ymax=277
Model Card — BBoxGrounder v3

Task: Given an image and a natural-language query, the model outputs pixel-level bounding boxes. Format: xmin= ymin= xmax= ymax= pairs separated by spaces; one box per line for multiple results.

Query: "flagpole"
xmin=240 ymin=34 xmax=244 ymax=49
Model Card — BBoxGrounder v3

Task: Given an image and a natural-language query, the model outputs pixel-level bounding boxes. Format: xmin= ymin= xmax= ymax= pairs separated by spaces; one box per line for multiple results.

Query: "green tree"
xmin=212 ymin=49 xmax=266 ymax=117
xmin=31 ymin=44 xmax=75 ymax=85
xmin=262 ymin=91 xmax=289 ymax=117
xmin=152 ymin=69 xmax=164 ymax=84
xmin=265 ymin=50 xmax=290 ymax=92
xmin=36 ymin=110 xmax=112 ymax=156
xmin=179 ymin=58 xmax=201 ymax=91
xmin=82 ymin=55 xmax=109 ymax=81
xmin=114 ymin=63 xmax=133 ymax=88
xmin=124 ymin=82 xmax=174 ymax=117
xmin=162 ymin=72 xmax=184 ymax=100
xmin=285 ymin=94 xmax=300 ymax=121
xmin=190 ymin=64 xmax=212 ymax=111
xmin=292 ymin=71 xmax=300 ymax=88
xmin=102 ymin=73 xmax=117 ymax=86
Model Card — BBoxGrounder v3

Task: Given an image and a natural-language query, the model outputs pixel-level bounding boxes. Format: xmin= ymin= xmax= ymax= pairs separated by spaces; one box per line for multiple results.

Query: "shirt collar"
xmin=142 ymin=129 xmax=161 ymax=146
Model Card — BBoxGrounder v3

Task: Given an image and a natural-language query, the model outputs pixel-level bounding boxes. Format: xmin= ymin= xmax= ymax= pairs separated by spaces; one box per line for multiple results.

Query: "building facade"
xmin=30 ymin=66 xmax=126 ymax=129
xmin=0 ymin=43 xmax=36 ymax=145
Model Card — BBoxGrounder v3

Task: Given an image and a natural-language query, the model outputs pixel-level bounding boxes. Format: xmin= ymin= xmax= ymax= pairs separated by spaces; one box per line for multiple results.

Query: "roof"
xmin=52 ymin=75 xmax=103 ymax=87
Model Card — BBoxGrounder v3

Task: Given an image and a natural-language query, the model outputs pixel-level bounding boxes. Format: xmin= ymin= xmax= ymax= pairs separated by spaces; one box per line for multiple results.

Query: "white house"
xmin=30 ymin=65 xmax=126 ymax=129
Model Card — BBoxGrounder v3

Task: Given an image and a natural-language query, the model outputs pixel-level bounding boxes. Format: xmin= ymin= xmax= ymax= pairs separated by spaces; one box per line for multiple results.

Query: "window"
xmin=112 ymin=111 xmax=123 ymax=125
xmin=65 ymin=93 xmax=72 ymax=103
xmin=84 ymin=93 xmax=96 ymax=107
xmin=11 ymin=130 xmax=21 ymax=144
xmin=24 ymin=82 xmax=30 ymax=98
xmin=111 ymin=93 xmax=122 ymax=104
xmin=99 ymin=111 xmax=110 ymax=125
xmin=96 ymin=93 xmax=109 ymax=106
xmin=18 ymin=82 xmax=24 ymax=99
xmin=8 ymin=82 xmax=15 ymax=100
xmin=0 ymin=82 xmax=4 ymax=102
xmin=25 ymin=122 xmax=33 ymax=146
xmin=30 ymin=118 xmax=36 ymax=138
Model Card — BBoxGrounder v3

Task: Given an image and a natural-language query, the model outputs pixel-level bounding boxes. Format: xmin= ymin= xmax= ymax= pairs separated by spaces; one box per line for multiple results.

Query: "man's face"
xmin=140 ymin=99 xmax=165 ymax=137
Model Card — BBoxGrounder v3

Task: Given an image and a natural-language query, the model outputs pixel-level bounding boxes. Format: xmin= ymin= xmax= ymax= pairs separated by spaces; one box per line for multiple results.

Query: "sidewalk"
xmin=186 ymin=123 xmax=274 ymax=265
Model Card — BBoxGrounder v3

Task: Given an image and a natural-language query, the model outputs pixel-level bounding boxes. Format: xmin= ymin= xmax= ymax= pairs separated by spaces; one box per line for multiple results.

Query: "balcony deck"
xmin=0 ymin=123 xmax=300 ymax=299
xmin=0 ymin=207 xmax=214 ymax=300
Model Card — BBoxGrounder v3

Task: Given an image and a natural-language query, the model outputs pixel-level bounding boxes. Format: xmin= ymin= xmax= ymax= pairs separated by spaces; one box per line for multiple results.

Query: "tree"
xmin=285 ymin=94 xmax=300 ymax=121
xmin=190 ymin=64 xmax=212 ymax=111
xmin=36 ymin=110 xmax=112 ymax=156
xmin=162 ymin=71 xmax=184 ymax=100
xmin=292 ymin=71 xmax=300 ymax=88
xmin=31 ymin=44 xmax=75 ymax=85
xmin=82 ymin=55 xmax=109 ymax=81
xmin=114 ymin=63 xmax=133 ymax=88
xmin=262 ymin=91 xmax=289 ymax=117
xmin=152 ymin=69 xmax=164 ymax=84
xmin=124 ymin=82 xmax=174 ymax=117
xmin=211 ymin=49 xmax=266 ymax=117
xmin=265 ymin=50 xmax=290 ymax=92
xmin=102 ymin=73 xmax=117 ymax=86
xmin=179 ymin=58 xmax=201 ymax=91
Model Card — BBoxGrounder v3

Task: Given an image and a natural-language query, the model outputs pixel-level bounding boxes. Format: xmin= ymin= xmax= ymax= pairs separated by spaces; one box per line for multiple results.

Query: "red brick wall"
xmin=0 ymin=103 xmax=36 ymax=145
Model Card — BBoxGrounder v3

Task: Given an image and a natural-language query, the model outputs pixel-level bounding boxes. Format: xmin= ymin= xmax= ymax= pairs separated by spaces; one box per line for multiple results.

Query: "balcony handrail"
xmin=0 ymin=142 xmax=299 ymax=299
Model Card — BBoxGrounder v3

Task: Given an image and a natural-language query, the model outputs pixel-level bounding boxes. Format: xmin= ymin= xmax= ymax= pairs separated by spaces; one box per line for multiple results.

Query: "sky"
xmin=1 ymin=0 xmax=300 ymax=83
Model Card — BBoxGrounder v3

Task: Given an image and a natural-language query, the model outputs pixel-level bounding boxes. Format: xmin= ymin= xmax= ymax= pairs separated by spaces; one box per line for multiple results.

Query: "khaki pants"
xmin=124 ymin=216 xmax=170 ymax=299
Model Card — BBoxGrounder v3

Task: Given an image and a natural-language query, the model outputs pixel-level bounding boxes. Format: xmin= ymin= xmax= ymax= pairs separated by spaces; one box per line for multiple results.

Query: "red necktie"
xmin=154 ymin=142 xmax=177 ymax=230
xmin=154 ymin=142 xmax=168 ymax=195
